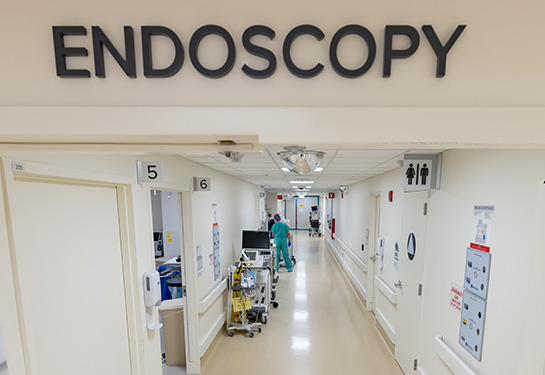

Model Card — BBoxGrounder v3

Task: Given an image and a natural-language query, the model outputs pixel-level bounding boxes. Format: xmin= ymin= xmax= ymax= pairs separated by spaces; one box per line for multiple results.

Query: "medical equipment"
xmin=308 ymin=205 xmax=322 ymax=237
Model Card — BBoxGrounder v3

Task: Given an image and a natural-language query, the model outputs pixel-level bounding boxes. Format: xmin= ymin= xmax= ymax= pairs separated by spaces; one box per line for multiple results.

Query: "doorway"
xmin=284 ymin=196 xmax=320 ymax=231
xmin=150 ymin=190 xmax=188 ymax=375
xmin=2 ymin=161 xmax=139 ymax=374
xmin=369 ymin=194 xmax=381 ymax=311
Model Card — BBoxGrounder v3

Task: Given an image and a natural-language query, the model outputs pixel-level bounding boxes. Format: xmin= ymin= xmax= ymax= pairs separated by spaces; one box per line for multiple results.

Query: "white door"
xmin=284 ymin=198 xmax=296 ymax=228
xmin=394 ymin=190 xmax=429 ymax=374
xmin=7 ymin=179 xmax=132 ymax=375
xmin=295 ymin=196 xmax=319 ymax=230
xmin=369 ymin=194 xmax=381 ymax=311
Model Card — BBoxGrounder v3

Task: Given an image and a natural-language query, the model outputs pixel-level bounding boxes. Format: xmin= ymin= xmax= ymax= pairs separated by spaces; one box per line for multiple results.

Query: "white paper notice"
xmin=470 ymin=205 xmax=495 ymax=252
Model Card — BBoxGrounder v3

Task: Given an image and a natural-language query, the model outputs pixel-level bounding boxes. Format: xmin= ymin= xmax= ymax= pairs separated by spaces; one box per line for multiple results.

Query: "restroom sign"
xmin=403 ymin=159 xmax=433 ymax=192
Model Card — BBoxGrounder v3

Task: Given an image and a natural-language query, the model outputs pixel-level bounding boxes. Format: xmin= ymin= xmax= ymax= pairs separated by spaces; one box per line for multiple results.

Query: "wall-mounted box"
xmin=464 ymin=247 xmax=491 ymax=300
xmin=459 ymin=291 xmax=487 ymax=361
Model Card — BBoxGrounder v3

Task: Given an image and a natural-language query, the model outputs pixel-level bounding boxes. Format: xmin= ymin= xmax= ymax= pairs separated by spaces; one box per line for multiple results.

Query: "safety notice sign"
xmin=450 ymin=283 xmax=463 ymax=313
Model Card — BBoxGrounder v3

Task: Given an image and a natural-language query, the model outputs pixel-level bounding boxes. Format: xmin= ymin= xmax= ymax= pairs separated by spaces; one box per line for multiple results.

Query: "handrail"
xmin=326 ymin=237 xmax=368 ymax=300
xmin=433 ymin=335 xmax=478 ymax=375
xmin=333 ymin=234 xmax=368 ymax=273
xmin=198 ymin=278 xmax=227 ymax=313
xmin=375 ymin=275 xmax=397 ymax=304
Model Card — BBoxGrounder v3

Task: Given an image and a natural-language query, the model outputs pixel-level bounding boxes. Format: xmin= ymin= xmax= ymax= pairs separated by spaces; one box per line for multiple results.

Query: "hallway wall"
xmin=331 ymin=149 xmax=545 ymax=375
xmin=0 ymin=152 xmax=262 ymax=374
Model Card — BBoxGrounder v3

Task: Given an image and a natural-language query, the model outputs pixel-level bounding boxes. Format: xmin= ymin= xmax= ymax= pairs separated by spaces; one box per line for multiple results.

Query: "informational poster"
xmin=196 ymin=244 xmax=203 ymax=278
xmin=470 ymin=205 xmax=495 ymax=252
xmin=403 ymin=159 xmax=433 ymax=192
xmin=212 ymin=203 xmax=218 ymax=223
xmin=213 ymin=223 xmax=221 ymax=281
xmin=450 ymin=283 xmax=463 ymax=313
xmin=394 ymin=241 xmax=400 ymax=270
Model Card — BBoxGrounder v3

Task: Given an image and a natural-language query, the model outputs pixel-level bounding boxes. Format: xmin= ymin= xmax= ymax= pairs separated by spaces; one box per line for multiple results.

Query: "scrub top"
xmin=271 ymin=221 xmax=290 ymax=242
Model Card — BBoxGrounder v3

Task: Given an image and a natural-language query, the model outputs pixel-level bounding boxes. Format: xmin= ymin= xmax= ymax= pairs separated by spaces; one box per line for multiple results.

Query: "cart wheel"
xmin=271 ymin=291 xmax=276 ymax=300
xmin=258 ymin=327 xmax=262 ymax=333
xmin=247 ymin=331 xmax=254 ymax=338
xmin=292 ymin=256 xmax=296 ymax=265
xmin=273 ymin=302 xmax=279 ymax=308
xmin=227 ymin=330 xmax=234 ymax=337
xmin=262 ymin=315 xmax=268 ymax=324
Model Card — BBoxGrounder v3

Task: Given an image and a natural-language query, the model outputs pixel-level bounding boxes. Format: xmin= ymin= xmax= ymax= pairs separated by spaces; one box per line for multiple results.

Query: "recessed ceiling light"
xmin=305 ymin=186 xmax=312 ymax=189
xmin=314 ymin=168 xmax=323 ymax=172
xmin=281 ymin=168 xmax=290 ymax=172
xmin=289 ymin=181 xmax=314 ymax=184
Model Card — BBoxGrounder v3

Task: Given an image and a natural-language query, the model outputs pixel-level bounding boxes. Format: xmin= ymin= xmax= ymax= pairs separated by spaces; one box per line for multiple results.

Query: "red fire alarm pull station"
xmin=388 ymin=190 xmax=393 ymax=202
xmin=329 ymin=192 xmax=335 ymax=199
xmin=277 ymin=195 xmax=282 ymax=200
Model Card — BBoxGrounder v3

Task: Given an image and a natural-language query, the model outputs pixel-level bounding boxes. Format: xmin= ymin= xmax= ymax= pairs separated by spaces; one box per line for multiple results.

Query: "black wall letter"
xmin=283 ymin=25 xmax=324 ymax=78
xmin=142 ymin=26 xmax=184 ymax=78
xmin=92 ymin=26 xmax=136 ymax=78
xmin=189 ymin=25 xmax=236 ymax=78
xmin=383 ymin=25 xmax=420 ymax=77
xmin=330 ymin=25 xmax=376 ymax=78
xmin=52 ymin=26 xmax=90 ymax=78
xmin=242 ymin=25 xmax=276 ymax=79
xmin=422 ymin=25 xmax=466 ymax=78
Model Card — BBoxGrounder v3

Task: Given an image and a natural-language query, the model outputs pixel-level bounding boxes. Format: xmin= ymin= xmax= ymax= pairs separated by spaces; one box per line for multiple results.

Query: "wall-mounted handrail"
xmin=198 ymin=278 xmax=227 ymax=313
xmin=375 ymin=275 xmax=397 ymax=304
xmin=326 ymin=237 xmax=367 ymax=300
xmin=433 ymin=335 xmax=478 ymax=375
xmin=333 ymin=234 xmax=368 ymax=273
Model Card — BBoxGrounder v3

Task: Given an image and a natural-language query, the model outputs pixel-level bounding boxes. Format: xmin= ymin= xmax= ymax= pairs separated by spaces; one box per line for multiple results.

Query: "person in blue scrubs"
xmin=270 ymin=213 xmax=293 ymax=272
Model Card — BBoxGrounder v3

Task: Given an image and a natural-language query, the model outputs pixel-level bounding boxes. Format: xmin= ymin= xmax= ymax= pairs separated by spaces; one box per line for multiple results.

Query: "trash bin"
xmin=159 ymin=298 xmax=185 ymax=366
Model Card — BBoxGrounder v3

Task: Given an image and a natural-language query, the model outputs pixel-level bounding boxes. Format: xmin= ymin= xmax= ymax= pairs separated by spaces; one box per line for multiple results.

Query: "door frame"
xmin=0 ymin=157 xmax=145 ymax=374
xmin=148 ymin=184 xmax=199 ymax=374
xmin=367 ymin=193 xmax=381 ymax=311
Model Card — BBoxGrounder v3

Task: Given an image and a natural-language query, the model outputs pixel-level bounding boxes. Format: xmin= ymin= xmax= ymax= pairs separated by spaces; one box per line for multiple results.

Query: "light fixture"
xmin=289 ymin=180 xmax=314 ymax=184
xmin=278 ymin=145 xmax=324 ymax=175
xmin=281 ymin=168 xmax=290 ymax=172
xmin=314 ymin=167 xmax=324 ymax=172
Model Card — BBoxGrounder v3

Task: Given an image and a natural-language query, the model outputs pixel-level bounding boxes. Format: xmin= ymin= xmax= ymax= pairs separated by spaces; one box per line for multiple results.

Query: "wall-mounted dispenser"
xmin=143 ymin=271 xmax=163 ymax=330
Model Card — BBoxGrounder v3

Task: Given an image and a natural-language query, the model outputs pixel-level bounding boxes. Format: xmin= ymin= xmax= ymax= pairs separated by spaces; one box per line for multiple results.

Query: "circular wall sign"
xmin=407 ymin=232 xmax=416 ymax=261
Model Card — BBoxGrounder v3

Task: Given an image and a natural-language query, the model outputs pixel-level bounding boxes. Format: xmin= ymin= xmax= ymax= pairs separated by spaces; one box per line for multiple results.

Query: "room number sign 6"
xmin=194 ymin=177 xmax=211 ymax=191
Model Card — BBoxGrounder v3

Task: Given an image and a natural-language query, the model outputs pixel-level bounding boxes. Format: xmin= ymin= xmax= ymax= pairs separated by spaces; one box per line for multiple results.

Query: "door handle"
xmin=394 ymin=280 xmax=403 ymax=288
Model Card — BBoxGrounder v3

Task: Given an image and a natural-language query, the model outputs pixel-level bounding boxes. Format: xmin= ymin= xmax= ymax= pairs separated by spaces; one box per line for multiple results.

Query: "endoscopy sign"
xmin=52 ymin=24 xmax=466 ymax=80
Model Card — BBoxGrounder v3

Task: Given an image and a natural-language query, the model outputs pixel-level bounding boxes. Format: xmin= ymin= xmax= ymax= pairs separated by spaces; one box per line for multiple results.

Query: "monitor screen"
xmin=242 ymin=230 xmax=270 ymax=250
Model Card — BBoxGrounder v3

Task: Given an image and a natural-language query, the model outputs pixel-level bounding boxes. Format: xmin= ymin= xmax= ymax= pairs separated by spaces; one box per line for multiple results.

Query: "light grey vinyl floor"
xmin=163 ymin=232 xmax=403 ymax=375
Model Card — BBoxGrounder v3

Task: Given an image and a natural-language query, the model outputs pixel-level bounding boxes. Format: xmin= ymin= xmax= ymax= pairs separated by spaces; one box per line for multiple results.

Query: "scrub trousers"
xmin=275 ymin=239 xmax=293 ymax=271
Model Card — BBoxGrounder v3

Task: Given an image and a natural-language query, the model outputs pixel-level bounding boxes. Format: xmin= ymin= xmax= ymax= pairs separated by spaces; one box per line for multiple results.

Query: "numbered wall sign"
xmin=136 ymin=161 xmax=162 ymax=184
xmin=194 ymin=177 xmax=211 ymax=191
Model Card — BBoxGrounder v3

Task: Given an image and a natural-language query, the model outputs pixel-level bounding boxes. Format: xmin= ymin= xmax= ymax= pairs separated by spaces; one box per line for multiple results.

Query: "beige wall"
xmin=1 ymin=0 xmax=544 ymax=107
xmin=0 ymin=152 xmax=261 ymax=374
xmin=332 ymin=149 xmax=545 ymax=374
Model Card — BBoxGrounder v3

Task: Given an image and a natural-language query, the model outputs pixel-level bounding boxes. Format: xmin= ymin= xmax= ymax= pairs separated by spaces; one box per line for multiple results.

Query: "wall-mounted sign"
xmin=470 ymin=205 xmax=495 ymax=252
xmin=450 ymin=283 xmax=463 ymax=313
xmin=403 ymin=159 xmax=433 ymax=192
xmin=136 ymin=161 xmax=162 ymax=184
xmin=194 ymin=177 xmax=211 ymax=191
xmin=277 ymin=195 xmax=283 ymax=200
xmin=328 ymin=192 xmax=335 ymax=199
xmin=52 ymin=24 xmax=466 ymax=80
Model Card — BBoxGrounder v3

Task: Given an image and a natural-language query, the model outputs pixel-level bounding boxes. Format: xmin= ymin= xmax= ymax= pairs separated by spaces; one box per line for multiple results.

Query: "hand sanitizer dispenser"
xmin=143 ymin=271 xmax=162 ymax=330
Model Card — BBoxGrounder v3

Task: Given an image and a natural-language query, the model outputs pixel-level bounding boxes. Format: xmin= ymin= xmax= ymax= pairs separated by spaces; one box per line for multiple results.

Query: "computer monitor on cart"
xmin=242 ymin=230 xmax=270 ymax=250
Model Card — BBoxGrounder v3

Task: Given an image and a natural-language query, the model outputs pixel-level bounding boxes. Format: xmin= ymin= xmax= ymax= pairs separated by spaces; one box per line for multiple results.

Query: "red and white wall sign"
xmin=450 ymin=283 xmax=463 ymax=313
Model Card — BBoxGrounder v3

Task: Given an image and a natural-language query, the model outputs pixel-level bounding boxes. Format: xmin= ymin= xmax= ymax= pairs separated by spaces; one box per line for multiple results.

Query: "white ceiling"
xmin=180 ymin=146 xmax=445 ymax=194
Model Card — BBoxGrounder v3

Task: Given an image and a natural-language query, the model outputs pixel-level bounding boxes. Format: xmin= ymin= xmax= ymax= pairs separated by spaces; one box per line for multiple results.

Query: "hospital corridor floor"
xmin=199 ymin=232 xmax=404 ymax=375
